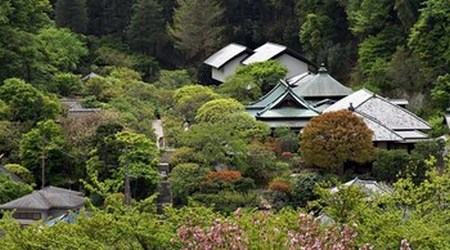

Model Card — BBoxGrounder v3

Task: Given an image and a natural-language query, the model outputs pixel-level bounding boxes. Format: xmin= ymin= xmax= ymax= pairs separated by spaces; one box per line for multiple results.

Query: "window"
xmin=13 ymin=212 xmax=41 ymax=220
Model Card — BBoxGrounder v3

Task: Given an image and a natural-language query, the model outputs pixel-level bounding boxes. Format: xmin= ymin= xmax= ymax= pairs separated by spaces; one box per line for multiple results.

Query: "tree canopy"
xmin=300 ymin=110 xmax=376 ymax=173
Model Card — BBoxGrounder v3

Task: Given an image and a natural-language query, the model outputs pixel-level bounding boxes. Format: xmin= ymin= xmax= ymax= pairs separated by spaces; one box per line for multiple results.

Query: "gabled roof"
xmin=255 ymin=89 xmax=319 ymax=119
xmin=324 ymin=89 xmax=432 ymax=131
xmin=247 ymin=80 xmax=290 ymax=109
xmin=0 ymin=186 xmax=85 ymax=211
xmin=293 ymin=65 xmax=352 ymax=98
xmin=241 ymin=42 xmax=315 ymax=67
xmin=204 ymin=43 xmax=251 ymax=69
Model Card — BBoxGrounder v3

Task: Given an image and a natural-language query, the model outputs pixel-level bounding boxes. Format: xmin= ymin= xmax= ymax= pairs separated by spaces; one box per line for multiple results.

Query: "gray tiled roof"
xmin=330 ymin=177 xmax=392 ymax=196
xmin=293 ymin=66 xmax=352 ymax=98
xmin=324 ymin=89 xmax=431 ymax=131
xmin=0 ymin=186 xmax=85 ymax=210
xmin=204 ymin=43 xmax=250 ymax=68
xmin=355 ymin=112 xmax=403 ymax=142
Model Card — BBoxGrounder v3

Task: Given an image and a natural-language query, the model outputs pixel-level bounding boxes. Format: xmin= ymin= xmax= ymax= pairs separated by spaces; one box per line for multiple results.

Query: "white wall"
xmin=276 ymin=54 xmax=309 ymax=79
xmin=212 ymin=54 xmax=249 ymax=82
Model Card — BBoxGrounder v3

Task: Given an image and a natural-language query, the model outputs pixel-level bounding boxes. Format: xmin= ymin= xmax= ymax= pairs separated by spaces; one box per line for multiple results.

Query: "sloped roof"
xmin=445 ymin=113 xmax=450 ymax=129
xmin=324 ymin=89 xmax=431 ymax=131
xmin=330 ymin=177 xmax=393 ymax=196
xmin=286 ymin=72 xmax=315 ymax=86
xmin=255 ymin=89 xmax=319 ymax=118
xmin=247 ymin=80 xmax=290 ymax=109
xmin=355 ymin=111 xmax=404 ymax=142
xmin=241 ymin=42 xmax=315 ymax=66
xmin=0 ymin=186 xmax=85 ymax=211
xmin=293 ymin=65 xmax=352 ymax=98
xmin=204 ymin=43 xmax=251 ymax=69
xmin=0 ymin=165 xmax=25 ymax=183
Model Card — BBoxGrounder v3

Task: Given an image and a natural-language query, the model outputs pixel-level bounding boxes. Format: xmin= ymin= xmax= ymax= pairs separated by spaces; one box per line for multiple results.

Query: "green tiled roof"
xmin=257 ymin=107 xmax=318 ymax=118
xmin=293 ymin=65 xmax=352 ymax=98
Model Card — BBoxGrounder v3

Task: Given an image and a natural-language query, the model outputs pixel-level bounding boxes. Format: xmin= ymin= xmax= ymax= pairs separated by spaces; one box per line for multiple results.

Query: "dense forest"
xmin=0 ymin=0 xmax=449 ymax=249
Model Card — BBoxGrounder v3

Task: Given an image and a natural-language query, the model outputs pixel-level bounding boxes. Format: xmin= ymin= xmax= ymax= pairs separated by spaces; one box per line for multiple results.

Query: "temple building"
xmin=245 ymin=65 xmax=432 ymax=147
xmin=247 ymin=64 xmax=352 ymax=131
xmin=204 ymin=42 xmax=316 ymax=83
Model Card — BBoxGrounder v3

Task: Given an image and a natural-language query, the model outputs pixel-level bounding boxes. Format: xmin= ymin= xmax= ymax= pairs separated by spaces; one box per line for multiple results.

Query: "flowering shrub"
xmin=178 ymin=219 xmax=248 ymax=250
xmin=207 ymin=170 xmax=242 ymax=183
xmin=268 ymin=179 xmax=292 ymax=194
xmin=178 ymin=211 xmax=373 ymax=250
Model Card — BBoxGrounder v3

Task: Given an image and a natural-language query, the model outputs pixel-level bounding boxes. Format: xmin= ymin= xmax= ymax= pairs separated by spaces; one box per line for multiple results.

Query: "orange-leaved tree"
xmin=300 ymin=109 xmax=375 ymax=174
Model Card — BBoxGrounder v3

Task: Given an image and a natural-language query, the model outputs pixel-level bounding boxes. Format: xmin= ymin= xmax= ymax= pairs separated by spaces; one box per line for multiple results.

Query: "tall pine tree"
xmin=167 ymin=0 xmax=225 ymax=64
xmin=55 ymin=0 xmax=88 ymax=34
xmin=127 ymin=0 xmax=164 ymax=55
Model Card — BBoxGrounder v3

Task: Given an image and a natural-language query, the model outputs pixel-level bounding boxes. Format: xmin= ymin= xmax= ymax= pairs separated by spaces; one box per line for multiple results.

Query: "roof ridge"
xmin=248 ymin=80 xmax=287 ymax=108
xmin=355 ymin=110 xmax=404 ymax=140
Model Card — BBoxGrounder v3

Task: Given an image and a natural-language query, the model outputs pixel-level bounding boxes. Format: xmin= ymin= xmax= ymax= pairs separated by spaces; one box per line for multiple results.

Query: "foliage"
xmin=50 ymin=72 xmax=82 ymax=97
xmin=19 ymin=120 xmax=66 ymax=187
xmin=300 ymin=110 xmax=376 ymax=173
xmin=268 ymin=179 xmax=292 ymax=194
xmin=372 ymin=149 xmax=411 ymax=183
xmin=431 ymin=74 xmax=450 ymax=109
xmin=55 ymin=0 xmax=88 ymax=34
xmin=4 ymin=163 xmax=35 ymax=185
xmin=194 ymin=98 xmax=244 ymax=123
xmin=191 ymin=191 xmax=259 ymax=214
xmin=36 ymin=27 xmax=88 ymax=73
xmin=409 ymin=0 xmax=450 ymax=73
xmin=170 ymin=163 xmax=208 ymax=206
xmin=173 ymin=84 xmax=220 ymax=122
xmin=168 ymin=147 xmax=199 ymax=167
xmin=290 ymin=172 xmax=327 ymax=207
xmin=127 ymin=0 xmax=164 ymax=55
xmin=156 ymin=70 xmax=192 ymax=89
xmin=207 ymin=170 xmax=242 ymax=183
xmin=219 ymin=61 xmax=288 ymax=102
xmin=0 ymin=173 xmax=33 ymax=204
xmin=168 ymin=0 xmax=225 ymax=63
xmin=0 ymin=78 xmax=60 ymax=123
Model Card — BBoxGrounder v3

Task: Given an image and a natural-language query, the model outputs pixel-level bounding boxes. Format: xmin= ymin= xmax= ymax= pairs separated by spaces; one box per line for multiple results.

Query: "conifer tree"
xmin=127 ymin=0 xmax=164 ymax=55
xmin=55 ymin=0 xmax=88 ymax=34
xmin=167 ymin=0 xmax=225 ymax=64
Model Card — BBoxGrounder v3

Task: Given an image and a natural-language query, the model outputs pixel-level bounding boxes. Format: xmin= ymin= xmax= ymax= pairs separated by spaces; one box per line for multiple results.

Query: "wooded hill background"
xmin=1 ymin=0 xmax=449 ymax=115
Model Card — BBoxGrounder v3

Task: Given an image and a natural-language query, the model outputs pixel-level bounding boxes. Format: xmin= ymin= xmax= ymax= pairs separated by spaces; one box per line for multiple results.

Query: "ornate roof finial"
xmin=348 ymin=102 xmax=354 ymax=111
xmin=318 ymin=63 xmax=327 ymax=73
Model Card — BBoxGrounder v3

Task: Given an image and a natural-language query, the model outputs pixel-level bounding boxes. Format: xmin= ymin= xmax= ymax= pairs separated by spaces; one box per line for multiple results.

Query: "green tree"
xmin=115 ymin=131 xmax=160 ymax=202
xmin=409 ymin=0 xmax=450 ymax=74
xmin=300 ymin=13 xmax=335 ymax=63
xmin=173 ymin=84 xmax=220 ymax=122
xmin=4 ymin=163 xmax=35 ymax=185
xmin=219 ymin=60 xmax=287 ymax=102
xmin=170 ymin=163 xmax=208 ymax=205
xmin=127 ymin=0 xmax=164 ymax=55
xmin=431 ymin=74 xmax=450 ymax=109
xmin=19 ymin=120 xmax=65 ymax=188
xmin=55 ymin=0 xmax=88 ymax=33
xmin=372 ymin=149 xmax=412 ymax=184
xmin=300 ymin=110 xmax=376 ymax=174
xmin=36 ymin=27 xmax=88 ymax=73
xmin=168 ymin=0 xmax=225 ymax=63
xmin=0 ymin=78 xmax=60 ymax=123
xmin=50 ymin=72 xmax=82 ymax=97
xmin=0 ymin=173 xmax=33 ymax=204
xmin=194 ymin=98 xmax=244 ymax=124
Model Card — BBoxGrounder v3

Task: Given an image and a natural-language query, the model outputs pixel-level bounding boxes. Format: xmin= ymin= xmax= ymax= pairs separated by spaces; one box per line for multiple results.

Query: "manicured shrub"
xmin=268 ymin=179 xmax=292 ymax=194
xmin=207 ymin=170 xmax=242 ymax=183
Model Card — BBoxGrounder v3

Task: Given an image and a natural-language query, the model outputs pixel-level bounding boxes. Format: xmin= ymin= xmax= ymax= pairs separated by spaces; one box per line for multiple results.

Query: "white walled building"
xmin=204 ymin=42 xmax=317 ymax=82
